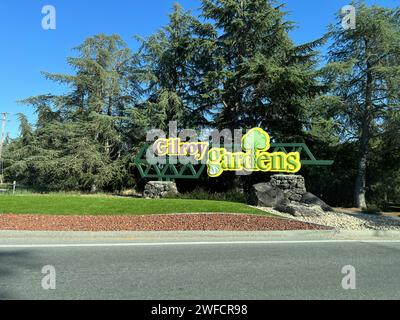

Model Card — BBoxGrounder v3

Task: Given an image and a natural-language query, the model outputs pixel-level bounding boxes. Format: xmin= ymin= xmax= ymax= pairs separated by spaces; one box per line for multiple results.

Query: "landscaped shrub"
xmin=166 ymin=187 xmax=246 ymax=203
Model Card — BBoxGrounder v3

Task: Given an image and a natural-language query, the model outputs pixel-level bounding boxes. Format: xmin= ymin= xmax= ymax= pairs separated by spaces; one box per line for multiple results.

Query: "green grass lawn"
xmin=0 ymin=195 xmax=267 ymax=216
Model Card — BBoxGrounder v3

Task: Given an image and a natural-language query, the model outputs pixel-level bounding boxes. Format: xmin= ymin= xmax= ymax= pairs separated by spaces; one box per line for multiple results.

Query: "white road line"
xmin=0 ymin=239 xmax=400 ymax=248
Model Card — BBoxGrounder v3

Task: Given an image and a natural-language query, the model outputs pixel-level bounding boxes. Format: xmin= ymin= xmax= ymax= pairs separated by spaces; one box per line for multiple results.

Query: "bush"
xmin=166 ymin=187 xmax=246 ymax=203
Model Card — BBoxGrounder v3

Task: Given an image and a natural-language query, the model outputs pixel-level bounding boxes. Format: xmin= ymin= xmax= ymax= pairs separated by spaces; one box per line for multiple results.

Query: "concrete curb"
xmin=0 ymin=229 xmax=399 ymax=245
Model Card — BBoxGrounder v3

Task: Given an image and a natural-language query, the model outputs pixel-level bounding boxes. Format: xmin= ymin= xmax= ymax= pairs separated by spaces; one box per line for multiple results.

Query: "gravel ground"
xmin=0 ymin=213 xmax=330 ymax=231
xmin=258 ymin=207 xmax=400 ymax=231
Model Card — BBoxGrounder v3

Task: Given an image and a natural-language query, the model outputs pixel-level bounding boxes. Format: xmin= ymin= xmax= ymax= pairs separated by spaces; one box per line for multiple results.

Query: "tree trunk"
xmin=354 ymin=56 xmax=373 ymax=209
xmin=354 ymin=121 xmax=369 ymax=209
xmin=107 ymin=96 xmax=112 ymax=116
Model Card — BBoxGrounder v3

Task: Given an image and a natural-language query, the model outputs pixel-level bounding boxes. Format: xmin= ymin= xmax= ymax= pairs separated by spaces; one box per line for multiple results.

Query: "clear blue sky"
xmin=0 ymin=0 xmax=395 ymax=137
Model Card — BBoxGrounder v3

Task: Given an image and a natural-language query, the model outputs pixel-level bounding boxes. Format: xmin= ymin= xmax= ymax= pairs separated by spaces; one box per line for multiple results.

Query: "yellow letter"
xmin=286 ymin=152 xmax=301 ymax=173
xmin=154 ymin=139 xmax=168 ymax=156
xmin=257 ymin=154 xmax=272 ymax=171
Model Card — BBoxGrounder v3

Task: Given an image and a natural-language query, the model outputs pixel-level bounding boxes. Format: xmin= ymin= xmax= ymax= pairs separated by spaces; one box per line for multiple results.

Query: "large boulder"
xmin=300 ymin=192 xmax=334 ymax=212
xmin=144 ymin=181 xmax=179 ymax=198
xmin=247 ymin=183 xmax=286 ymax=207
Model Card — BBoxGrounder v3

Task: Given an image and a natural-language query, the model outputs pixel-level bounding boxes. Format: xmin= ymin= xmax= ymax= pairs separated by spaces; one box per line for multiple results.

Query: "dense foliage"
xmin=3 ymin=1 xmax=400 ymax=208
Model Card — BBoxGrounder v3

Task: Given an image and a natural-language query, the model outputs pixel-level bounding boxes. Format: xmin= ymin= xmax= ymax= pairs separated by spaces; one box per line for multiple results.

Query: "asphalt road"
xmin=0 ymin=230 xmax=400 ymax=300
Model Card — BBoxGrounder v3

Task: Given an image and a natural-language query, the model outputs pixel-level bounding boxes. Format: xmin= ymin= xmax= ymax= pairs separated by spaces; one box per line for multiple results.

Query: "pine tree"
xmin=201 ymin=0 xmax=324 ymax=139
xmin=326 ymin=1 xmax=400 ymax=208
xmin=137 ymin=3 xmax=218 ymax=130
xmin=6 ymin=35 xmax=138 ymax=192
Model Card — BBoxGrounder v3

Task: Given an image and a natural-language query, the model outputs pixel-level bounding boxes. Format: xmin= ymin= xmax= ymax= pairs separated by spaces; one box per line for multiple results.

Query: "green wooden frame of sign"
xmin=134 ymin=143 xmax=334 ymax=181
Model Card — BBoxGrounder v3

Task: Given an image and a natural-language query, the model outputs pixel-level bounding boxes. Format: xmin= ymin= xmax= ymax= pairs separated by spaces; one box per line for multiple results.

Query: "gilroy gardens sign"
xmin=134 ymin=127 xmax=333 ymax=181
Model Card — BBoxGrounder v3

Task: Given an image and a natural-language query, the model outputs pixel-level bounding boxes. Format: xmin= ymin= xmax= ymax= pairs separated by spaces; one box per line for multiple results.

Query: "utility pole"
xmin=0 ymin=112 xmax=9 ymax=184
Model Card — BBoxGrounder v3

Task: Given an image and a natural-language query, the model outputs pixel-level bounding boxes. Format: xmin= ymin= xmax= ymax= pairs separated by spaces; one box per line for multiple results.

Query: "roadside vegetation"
xmin=165 ymin=188 xmax=246 ymax=203
xmin=2 ymin=1 xmax=399 ymax=210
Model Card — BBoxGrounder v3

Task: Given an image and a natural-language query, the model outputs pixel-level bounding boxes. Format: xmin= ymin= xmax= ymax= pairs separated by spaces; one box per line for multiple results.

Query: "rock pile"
xmin=270 ymin=175 xmax=306 ymax=202
xmin=248 ymin=174 xmax=333 ymax=217
xmin=143 ymin=181 xmax=179 ymax=198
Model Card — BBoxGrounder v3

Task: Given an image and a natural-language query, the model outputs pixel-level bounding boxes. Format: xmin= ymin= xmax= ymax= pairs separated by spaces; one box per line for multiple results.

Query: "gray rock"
xmin=301 ymin=192 xmax=334 ymax=212
xmin=247 ymin=183 xmax=286 ymax=207
xmin=270 ymin=175 xmax=306 ymax=203
xmin=143 ymin=181 xmax=179 ymax=199
xmin=274 ymin=203 xmax=296 ymax=216
xmin=284 ymin=190 xmax=304 ymax=202
xmin=274 ymin=203 xmax=324 ymax=217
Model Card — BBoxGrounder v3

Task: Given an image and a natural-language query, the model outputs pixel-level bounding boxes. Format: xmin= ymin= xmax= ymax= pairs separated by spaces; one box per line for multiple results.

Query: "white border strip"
xmin=1 ymin=239 xmax=400 ymax=248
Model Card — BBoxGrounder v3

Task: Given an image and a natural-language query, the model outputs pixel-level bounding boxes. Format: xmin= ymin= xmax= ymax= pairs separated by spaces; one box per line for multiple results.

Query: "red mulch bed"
xmin=0 ymin=214 xmax=331 ymax=231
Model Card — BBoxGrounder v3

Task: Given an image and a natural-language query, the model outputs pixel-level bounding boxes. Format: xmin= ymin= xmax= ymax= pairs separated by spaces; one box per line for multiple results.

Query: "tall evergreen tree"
xmin=5 ymin=35 xmax=139 ymax=192
xmin=326 ymin=1 xmax=400 ymax=208
xmin=201 ymin=0 xmax=324 ymax=139
xmin=42 ymin=34 xmax=135 ymax=117
xmin=137 ymin=3 xmax=218 ymax=130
